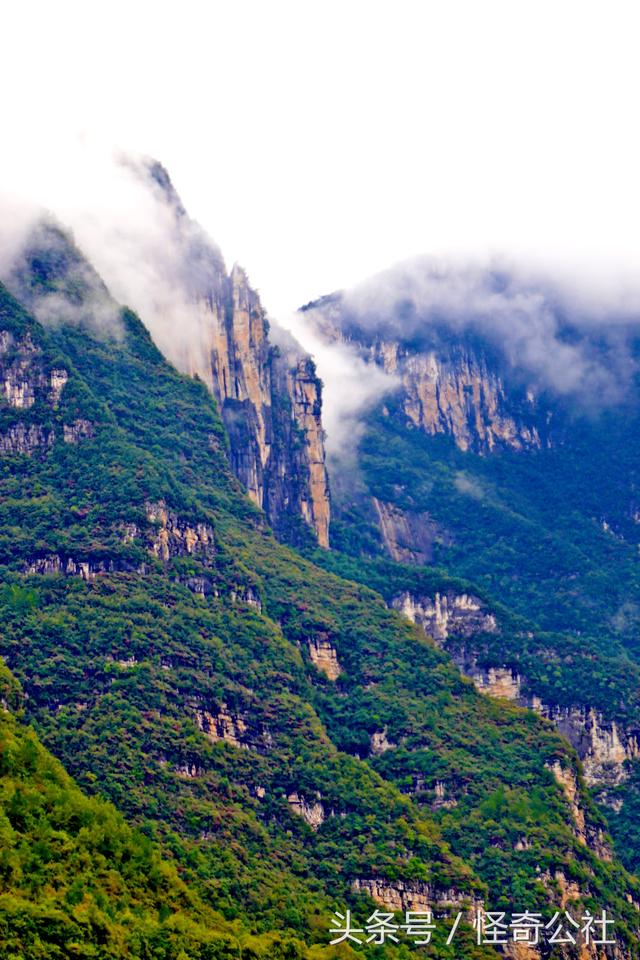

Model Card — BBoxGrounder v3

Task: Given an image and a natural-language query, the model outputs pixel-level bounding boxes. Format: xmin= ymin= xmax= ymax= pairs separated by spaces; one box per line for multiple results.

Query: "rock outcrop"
xmin=1 ymin=330 xmax=58 ymax=409
xmin=546 ymin=761 xmax=612 ymax=860
xmin=302 ymin=288 xmax=549 ymax=456
xmin=392 ymin=590 xmax=498 ymax=641
xmin=0 ymin=327 xmax=70 ymax=421
xmin=62 ymin=419 xmax=94 ymax=444
xmin=351 ymin=877 xmax=481 ymax=916
xmin=141 ymin=163 xmax=331 ymax=547
xmin=0 ymin=422 xmax=55 ymax=455
xmin=397 ymin=590 xmax=640 ymax=795
xmin=543 ymin=706 xmax=640 ymax=788
xmin=26 ymin=554 xmax=130 ymax=579
xmin=287 ymin=791 xmax=326 ymax=830
xmin=367 ymin=340 xmax=542 ymax=453
xmin=307 ymin=636 xmax=341 ymax=680
xmin=145 ymin=500 xmax=216 ymax=564
xmin=370 ymin=728 xmax=396 ymax=755
xmin=195 ymin=704 xmax=272 ymax=752
xmin=372 ymin=499 xmax=451 ymax=564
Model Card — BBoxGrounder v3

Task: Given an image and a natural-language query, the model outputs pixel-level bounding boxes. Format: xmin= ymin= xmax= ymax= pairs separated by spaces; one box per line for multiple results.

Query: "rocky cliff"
xmin=144 ymin=163 xmax=330 ymax=547
xmin=0 ymin=300 xmax=93 ymax=456
xmin=391 ymin=589 xmax=498 ymax=641
xmin=302 ymin=292 xmax=548 ymax=455
xmin=364 ymin=337 xmax=542 ymax=453
xmin=395 ymin=588 xmax=640 ymax=795
xmin=6 ymin=169 xmax=331 ymax=548
xmin=209 ymin=265 xmax=330 ymax=545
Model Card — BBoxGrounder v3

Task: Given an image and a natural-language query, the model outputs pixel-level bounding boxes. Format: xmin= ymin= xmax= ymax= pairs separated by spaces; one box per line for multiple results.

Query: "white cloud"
xmin=1 ymin=0 xmax=640 ymax=321
xmin=284 ymin=316 xmax=399 ymax=462
xmin=297 ymin=254 xmax=640 ymax=411
xmin=2 ymin=0 xmax=640 ymax=459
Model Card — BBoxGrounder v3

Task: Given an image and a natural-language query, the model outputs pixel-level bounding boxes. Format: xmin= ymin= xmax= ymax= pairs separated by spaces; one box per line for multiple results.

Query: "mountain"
xmin=132 ymin=161 xmax=331 ymax=549
xmin=0 ymin=657 xmax=259 ymax=958
xmin=1 ymin=207 xmax=639 ymax=956
xmin=301 ymin=262 xmax=640 ymax=879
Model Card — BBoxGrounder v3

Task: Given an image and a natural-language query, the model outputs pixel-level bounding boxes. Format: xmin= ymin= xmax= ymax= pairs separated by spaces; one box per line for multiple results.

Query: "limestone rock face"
xmin=287 ymin=791 xmax=326 ymax=830
xmin=304 ymin=294 xmax=548 ymax=455
xmin=307 ymin=637 xmax=341 ymax=680
xmin=195 ymin=704 xmax=271 ymax=753
xmin=0 ymin=422 xmax=55 ymax=455
xmin=0 ymin=233 xmax=102 ymax=462
xmin=145 ymin=500 xmax=216 ymax=563
xmin=1 ymin=330 xmax=49 ymax=409
xmin=471 ymin=666 xmax=523 ymax=700
xmin=203 ymin=266 xmax=330 ymax=547
xmin=370 ymin=728 xmax=395 ymax=754
xmin=196 ymin=707 xmax=251 ymax=749
xmin=286 ymin=357 xmax=330 ymax=546
xmin=26 ymin=554 xmax=128 ymax=579
xmin=0 ymin=329 xmax=70 ymax=417
xmin=63 ymin=419 xmax=94 ymax=444
xmin=4 ymin=181 xmax=331 ymax=548
xmin=374 ymin=341 xmax=542 ymax=453
xmin=372 ymin=499 xmax=451 ymax=564
xmin=546 ymin=761 xmax=613 ymax=861
xmin=351 ymin=877 xmax=481 ymax=915
xmin=543 ymin=706 xmax=639 ymax=788
xmin=392 ymin=590 xmax=498 ymax=642
xmin=142 ymin=163 xmax=331 ymax=548
xmin=0 ymin=329 xmax=94 ymax=456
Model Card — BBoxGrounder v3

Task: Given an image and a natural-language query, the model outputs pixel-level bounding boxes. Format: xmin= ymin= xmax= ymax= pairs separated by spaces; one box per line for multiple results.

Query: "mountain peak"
xmin=5 ymin=217 xmax=121 ymax=336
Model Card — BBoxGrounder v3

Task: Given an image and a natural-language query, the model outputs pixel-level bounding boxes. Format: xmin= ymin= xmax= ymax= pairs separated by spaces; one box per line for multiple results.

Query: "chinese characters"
xmin=329 ymin=908 xmax=615 ymax=948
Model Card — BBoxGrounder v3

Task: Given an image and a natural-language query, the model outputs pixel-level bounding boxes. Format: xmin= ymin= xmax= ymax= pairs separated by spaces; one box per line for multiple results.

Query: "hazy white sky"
xmin=3 ymin=0 xmax=640 ymax=319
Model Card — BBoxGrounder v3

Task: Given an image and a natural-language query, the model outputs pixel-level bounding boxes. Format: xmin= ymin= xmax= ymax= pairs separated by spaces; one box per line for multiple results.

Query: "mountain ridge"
xmin=301 ymin=263 xmax=640 ymax=880
xmin=1 ymin=199 xmax=640 ymax=956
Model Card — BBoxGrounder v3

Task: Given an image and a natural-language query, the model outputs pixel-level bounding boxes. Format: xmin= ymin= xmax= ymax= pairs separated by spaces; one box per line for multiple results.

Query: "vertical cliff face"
xmin=6 ymin=166 xmax=331 ymax=548
xmin=143 ymin=163 xmax=330 ymax=547
xmin=369 ymin=339 xmax=543 ymax=453
xmin=196 ymin=260 xmax=330 ymax=547
xmin=304 ymin=296 xmax=547 ymax=455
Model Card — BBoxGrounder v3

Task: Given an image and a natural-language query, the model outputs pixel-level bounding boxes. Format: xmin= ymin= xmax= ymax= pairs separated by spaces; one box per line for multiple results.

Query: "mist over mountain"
xmin=298 ymin=257 xmax=640 ymax=460
xmin=3 ymin=157 xmax=640 ymax=958
xmin=294 ymin=257 xmax=640 ymax=900
xmin=1 ymin=160 xmax=331 ymax=548
xmin=5 ymin=2 xmax=640 ymax=955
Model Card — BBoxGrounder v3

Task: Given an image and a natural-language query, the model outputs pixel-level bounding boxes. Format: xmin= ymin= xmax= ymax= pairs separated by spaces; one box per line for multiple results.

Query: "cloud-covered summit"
xmin=301 ymin=256 xmax=640 ymax=409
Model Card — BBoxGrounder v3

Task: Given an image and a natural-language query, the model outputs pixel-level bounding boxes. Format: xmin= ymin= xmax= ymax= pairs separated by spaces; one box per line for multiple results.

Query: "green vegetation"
xmin=1 ymin=234 xmax=640 ymax=958
xmin=319 ymin=379 xmax=640 ymax=874
xmin=0 ymin=661 xmax=274 ymax=959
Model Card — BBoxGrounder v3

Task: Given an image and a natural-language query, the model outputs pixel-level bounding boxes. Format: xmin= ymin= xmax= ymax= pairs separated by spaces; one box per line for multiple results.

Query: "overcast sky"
xmin=3 ymin=0 xmax=640 ymax=319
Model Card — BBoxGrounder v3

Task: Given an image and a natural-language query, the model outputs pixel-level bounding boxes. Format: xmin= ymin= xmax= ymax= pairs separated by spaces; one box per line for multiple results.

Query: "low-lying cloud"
xmin=0 ymin=144 xmax=231 ymax=385
xmin=284 ymin=319 xmax=399 ymax=464
xmin=310 ymin=257 xmax=640 ymax=408
xmin=3 ymin=141 xmax=640 ymax=463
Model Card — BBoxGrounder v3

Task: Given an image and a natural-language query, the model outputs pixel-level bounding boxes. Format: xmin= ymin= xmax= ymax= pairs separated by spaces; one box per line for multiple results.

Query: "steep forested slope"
xmin=302 ymin=278 xmax=640 ymax=880
xmin=0 ymin=659 xmax=265 ymax=959
xmin=1 ymin=234 xmax=639 ymax=957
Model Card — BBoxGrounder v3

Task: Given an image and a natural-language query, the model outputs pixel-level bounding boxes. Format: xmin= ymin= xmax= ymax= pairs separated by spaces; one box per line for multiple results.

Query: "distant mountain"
xmin=301 ymin=261 xmax=640 ymax=878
